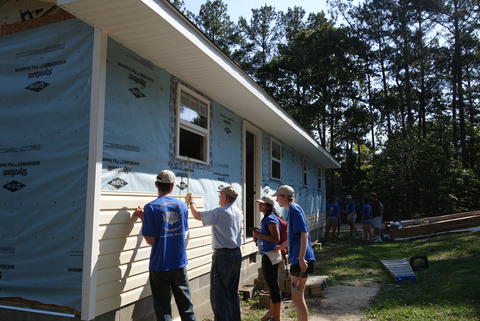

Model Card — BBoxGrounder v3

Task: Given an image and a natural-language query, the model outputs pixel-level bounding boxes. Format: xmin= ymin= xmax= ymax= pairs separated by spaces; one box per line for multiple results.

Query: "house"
xmin=0 ymin=0 xmax=340 ymax=320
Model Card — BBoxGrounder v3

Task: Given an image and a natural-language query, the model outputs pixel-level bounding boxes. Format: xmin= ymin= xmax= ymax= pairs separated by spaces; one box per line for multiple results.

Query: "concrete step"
xmin=305 ymin=275 xmax=329 ymax=297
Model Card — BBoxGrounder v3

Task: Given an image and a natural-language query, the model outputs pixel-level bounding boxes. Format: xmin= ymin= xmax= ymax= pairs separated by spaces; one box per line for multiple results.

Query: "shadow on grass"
xmin=315 ymin=231 xmax=480 ymax=320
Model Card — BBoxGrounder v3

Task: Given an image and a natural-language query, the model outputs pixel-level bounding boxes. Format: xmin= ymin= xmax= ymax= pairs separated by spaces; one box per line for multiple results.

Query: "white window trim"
xmin=175 ymin=83 xmax=210 ymax=165
xmin=302 ymin=158 xmax=308 ymax=186
xmin=270 ymin=137 xmax=282 ymax=180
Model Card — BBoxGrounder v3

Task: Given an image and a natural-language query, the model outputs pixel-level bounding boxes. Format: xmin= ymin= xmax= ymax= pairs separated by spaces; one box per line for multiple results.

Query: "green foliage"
xmin=176 ymin=0 xmax=480 ymax=220
xmin=194 ymin=0 xmax=242 ymax=56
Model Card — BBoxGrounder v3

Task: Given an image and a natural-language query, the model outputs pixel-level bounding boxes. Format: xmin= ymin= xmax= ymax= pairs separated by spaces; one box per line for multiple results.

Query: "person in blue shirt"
xmin=360 ymin=198 xmax=372 ymax=242
xmin=343 ymin=195 xmax=358 ymax=237
xmin=325 ymin=195 xmax=341 ymax=240
xmin=252 ymin=195 xmax=281 ymax=321
xmin=188 ymin=186 xmax=243 ymax=321
xmin=134 ymin=170 xmax=196 ymax=321
xmin=274 ymin=185 xmax=315 ymax=321
xmin=334 ymin=194 xmax=343 ymax=236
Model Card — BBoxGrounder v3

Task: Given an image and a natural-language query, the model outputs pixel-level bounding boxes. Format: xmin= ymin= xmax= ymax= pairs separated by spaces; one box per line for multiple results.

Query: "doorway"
xmin=243 ymin=122 xmax=262 ymax=238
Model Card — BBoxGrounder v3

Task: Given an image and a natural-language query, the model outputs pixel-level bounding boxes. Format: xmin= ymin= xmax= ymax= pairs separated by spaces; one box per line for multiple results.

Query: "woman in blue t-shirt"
xmin=273 ymin=185 xmax=315 ymax=321
xmin=252 ymin=195 xmax=282 ymax=321
xmin=360 ymin=198 xmax=372 ymax=242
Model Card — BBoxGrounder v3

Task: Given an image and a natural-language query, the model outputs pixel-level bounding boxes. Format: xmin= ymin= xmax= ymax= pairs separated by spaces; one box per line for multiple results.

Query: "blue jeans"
xmin=149 ymin=268 xmax=196 ymax=321
xmin=211 ymin=248 xmax=242 ymax=321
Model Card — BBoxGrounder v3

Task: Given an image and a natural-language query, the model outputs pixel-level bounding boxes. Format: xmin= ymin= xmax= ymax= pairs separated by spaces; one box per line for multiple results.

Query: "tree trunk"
xmin=367 ymin=73 xmax=376 ymax=149
xmin=466 ymin=67 xmax=476 ymax=169
xmin=330 ymin=103 xmax=335 ymax=154
xmin=417 ymin=8 xmax=427 ymax=138
xmin=453 ymin=0 xmax=467 ymax=167
xmin=400 ymin=4 xmax=413 ymax=127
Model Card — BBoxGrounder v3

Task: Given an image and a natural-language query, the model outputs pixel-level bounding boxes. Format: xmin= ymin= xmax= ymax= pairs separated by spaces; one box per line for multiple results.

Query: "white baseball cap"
xmin=273 ymin=185 xmax=294 ymax=196
xmin=156 ymin=170 xmax=176 ymax=183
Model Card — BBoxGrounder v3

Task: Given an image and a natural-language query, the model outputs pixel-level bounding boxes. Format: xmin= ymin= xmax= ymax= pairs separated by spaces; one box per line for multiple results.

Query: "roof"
xmin=58 ymin=0 xmax=340 ymax=168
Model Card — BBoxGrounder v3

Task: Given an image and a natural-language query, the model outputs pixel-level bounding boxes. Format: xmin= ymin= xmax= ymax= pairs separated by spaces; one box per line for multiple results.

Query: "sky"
xmin=183 ymin=0 xmax=333 ymax=22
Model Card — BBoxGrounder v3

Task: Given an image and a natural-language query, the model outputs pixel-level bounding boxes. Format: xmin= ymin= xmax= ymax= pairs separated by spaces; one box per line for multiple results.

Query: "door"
xmin=243 ymin=122 xmax=262 ymax=238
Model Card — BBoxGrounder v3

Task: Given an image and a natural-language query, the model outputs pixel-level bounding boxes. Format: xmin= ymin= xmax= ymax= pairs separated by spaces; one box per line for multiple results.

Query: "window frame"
xmin=175 ymin=83 xmax=210 ymax=164
xmin=302 ymin=158 xmax=308 ymax=186
xmin=317 ymin=167 xmax=323 ymax=189
xmin=270 ymin=138 xmax=282 ymax=180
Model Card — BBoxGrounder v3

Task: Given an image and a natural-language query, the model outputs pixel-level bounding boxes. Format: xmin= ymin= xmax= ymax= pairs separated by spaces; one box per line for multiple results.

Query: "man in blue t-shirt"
xmin=274 ymin=185 xmax=315 ymax=321
xmin=134 ymin=170 xmax=196 ymax=321
xmin=343 ymin=195 xmax=358 ymax=237
xmin=326 ymin=196 xmax=340 ymax=240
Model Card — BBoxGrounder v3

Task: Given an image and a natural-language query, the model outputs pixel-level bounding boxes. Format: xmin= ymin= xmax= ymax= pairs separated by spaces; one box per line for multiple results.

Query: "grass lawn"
xmin=316 ymin=230 xmax=480 ymax=321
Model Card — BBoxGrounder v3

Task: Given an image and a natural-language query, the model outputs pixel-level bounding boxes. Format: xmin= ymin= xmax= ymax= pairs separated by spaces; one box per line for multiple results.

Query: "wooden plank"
xmin=390 ymin=215 xmax=480 ymax=238
xmin=97 ymin=247 xmax=151 ymax=270
xmin=1 ymin=12 xmax=74 ymax=35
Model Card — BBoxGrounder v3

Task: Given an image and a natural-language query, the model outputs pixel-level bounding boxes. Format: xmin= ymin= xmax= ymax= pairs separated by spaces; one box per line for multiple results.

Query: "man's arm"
xmin=299 ymin=231 xmax=308 ymax=271
xmin=188 ymin=194 xmax=202 ymax=221
xmin=134 ymin=206 xmax=155 ymax=246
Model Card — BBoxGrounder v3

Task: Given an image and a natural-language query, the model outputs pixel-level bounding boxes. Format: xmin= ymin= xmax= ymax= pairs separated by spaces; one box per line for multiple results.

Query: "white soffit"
xmin=58 ymin=0 xmax=340 ymax=168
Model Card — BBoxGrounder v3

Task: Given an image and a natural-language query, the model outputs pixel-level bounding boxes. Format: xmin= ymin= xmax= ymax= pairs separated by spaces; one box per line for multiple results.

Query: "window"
xmin=317 ymin=168 xmax=323 ymax=189
xmin=176 ymin=84 xmax=210 ymax=163
xmin=302 ymin=158 xmax=308 ymax=186
xmin=270 ymin=138 xmax=281 ymax=180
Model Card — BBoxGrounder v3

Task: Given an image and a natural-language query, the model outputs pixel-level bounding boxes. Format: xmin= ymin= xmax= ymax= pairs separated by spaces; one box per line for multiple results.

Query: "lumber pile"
xmin=387 ymin=210 xmax=480 ymax=239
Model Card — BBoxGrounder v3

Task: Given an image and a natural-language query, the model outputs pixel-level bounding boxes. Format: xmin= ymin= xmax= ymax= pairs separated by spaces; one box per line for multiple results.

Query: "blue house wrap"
xmin=0 ymin=19 xmax=93 ymax=310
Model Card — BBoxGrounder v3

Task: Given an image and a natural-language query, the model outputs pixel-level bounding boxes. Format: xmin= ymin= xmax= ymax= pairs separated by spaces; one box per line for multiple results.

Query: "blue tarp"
xmin=0 ymin=19 xmax=93 ymax=311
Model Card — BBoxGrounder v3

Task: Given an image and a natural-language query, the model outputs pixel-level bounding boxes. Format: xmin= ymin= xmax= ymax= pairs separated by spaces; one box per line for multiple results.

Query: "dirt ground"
xmin=306 ymin=285 xmax=379 ymax=321
xmin=241 ymin=284 xmax=379 ymax=321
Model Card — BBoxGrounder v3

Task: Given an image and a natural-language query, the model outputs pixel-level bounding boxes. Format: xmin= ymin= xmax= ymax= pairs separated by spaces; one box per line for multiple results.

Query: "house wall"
xmin=0 ymin=18 xmax=93 ymax=311
xmin=95 ymin=38 xmax=326 ymax=319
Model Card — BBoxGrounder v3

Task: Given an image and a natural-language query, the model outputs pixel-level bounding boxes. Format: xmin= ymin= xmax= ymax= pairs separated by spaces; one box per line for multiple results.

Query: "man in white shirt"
xmin=188 ymin=186 xmax=243 ymax=321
